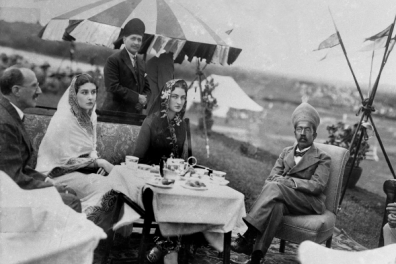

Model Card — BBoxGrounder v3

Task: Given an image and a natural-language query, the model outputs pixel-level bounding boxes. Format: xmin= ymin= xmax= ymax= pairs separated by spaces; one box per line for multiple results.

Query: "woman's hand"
xmin=96 ymin=159 xmax=114 ymax=173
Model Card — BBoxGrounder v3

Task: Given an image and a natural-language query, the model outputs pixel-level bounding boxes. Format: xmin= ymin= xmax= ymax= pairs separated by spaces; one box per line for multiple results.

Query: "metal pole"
xmin=369 ymin=115 xmax=396 ymax=179
xmin=368 ymin=14 xmax=396 ymax=105
xmin=339 ymin=126 xmax=365 ymax=205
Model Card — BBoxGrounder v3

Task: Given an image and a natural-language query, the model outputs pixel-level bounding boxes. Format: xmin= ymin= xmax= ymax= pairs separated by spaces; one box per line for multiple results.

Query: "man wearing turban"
xmin=101 ymin=18 xmax=151 ymax=114
xmin=231 ymin=102 xmax=332 ymax=264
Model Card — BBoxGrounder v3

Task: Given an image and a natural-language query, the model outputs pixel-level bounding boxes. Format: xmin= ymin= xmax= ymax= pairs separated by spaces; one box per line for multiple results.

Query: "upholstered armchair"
xmin=275 ymin=143 xmax=350 ymax=251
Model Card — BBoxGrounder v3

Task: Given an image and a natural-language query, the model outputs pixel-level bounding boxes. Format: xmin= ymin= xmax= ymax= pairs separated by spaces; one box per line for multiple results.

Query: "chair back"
xmin=315 ymin=143 xmax=349 ymax=214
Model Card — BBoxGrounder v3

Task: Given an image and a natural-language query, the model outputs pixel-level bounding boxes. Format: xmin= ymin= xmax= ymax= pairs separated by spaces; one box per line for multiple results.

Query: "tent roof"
xmin=187 ymin=74 xmax=263 ymax=114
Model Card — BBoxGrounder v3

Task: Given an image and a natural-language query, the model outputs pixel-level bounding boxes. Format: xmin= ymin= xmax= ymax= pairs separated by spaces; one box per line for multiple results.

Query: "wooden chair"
xmin=275 ymin=143 xmax=349 ymax=251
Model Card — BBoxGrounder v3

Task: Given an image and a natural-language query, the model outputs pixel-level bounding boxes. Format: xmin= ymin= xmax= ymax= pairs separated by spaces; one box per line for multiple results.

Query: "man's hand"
xmin=97 ymin=159 xmax=114 ymax=174
xmin=387 ymin=203 xmax=396 ymax=215
xmin=274 ymin=177 xmax=295 ymax=188
xmin=138 ymin=94 xmax=147 ymax=105
xmin=135 ymin=102 xmax=143 ymax=111
xmin=267 ymin=174 xmax=282 ymax=182
xmin=388 ymin=213 xmax=396 ymax=228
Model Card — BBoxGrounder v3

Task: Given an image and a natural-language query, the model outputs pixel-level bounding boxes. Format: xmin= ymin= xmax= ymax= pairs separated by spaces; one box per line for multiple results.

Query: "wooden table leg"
xmin=223 ymin=231 xmax=232 ymax=264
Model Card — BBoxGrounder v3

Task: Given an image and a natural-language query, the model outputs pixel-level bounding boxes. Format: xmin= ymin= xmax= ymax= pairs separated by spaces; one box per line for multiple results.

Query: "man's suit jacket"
xmin=101 ymin=48 xmax=151 ymax=114
xmin=267 ymin=143 xmax=331 ymax=203
xmin=0 ymin=96 xmax=52 ymax=189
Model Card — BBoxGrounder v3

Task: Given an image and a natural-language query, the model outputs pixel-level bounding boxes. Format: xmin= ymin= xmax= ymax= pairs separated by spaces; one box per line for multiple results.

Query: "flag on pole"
xmin=314 ymin=33 xmax=340 ymax=51
xmin=365 ymin=24 xmax=392 ymax=41
xmin=225 ymin=29 xmax=233 ymax=35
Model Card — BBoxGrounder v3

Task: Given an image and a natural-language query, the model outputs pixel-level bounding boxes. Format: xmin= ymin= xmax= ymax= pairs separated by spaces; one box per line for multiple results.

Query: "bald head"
xmin=0 ymin=67 xmax=41 ymax=110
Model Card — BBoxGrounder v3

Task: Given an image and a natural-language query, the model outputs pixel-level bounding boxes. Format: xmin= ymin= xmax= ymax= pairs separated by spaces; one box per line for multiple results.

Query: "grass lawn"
xmin=189 ymin=126 xmax=385 ymax=249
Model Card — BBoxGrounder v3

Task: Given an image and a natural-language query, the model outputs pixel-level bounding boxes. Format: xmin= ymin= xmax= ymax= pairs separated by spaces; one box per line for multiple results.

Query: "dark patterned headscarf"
xmin=149 ymin=79 xmax=188 ymax=156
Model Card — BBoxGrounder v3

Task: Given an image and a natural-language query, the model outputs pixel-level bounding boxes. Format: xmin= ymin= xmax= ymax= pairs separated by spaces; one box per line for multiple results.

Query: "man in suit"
xmin=0 ymin=67 xmax=81 ymax=212
xmin=101 ymin=18 xmax=151 ymax=114
xmin=231 ymin=102 xmax=331 ymax=264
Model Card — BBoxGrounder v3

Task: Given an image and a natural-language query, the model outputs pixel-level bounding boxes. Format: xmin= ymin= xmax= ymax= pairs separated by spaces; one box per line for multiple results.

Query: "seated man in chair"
xmin=231 ymin=102 xmax=331 ymax=264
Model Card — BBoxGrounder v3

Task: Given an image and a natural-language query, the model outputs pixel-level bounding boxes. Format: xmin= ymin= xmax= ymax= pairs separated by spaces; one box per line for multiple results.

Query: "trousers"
xmin=244 ymin=182 xmax=324 ymax=255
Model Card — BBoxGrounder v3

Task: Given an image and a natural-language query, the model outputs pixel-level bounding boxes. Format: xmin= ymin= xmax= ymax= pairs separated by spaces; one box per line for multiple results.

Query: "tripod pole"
xmin=368 ymin=14 xmax=396 ymax=105
xmin=339 ymin=125 xmax=365 ymax=206
xmin=369 ymin=115 xmax=396 ymax=179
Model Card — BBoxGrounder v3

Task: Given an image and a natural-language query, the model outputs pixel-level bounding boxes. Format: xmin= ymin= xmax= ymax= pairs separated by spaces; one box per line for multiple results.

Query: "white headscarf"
xmin=36 ymin=75 xmax=98 ymax=176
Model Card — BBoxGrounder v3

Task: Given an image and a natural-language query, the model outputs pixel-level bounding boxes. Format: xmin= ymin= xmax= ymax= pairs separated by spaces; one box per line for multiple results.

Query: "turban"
xmin=122 ymin=18 xmax=145 ymax=37
xmin=291 ymin=102 xmax=320 ymax=129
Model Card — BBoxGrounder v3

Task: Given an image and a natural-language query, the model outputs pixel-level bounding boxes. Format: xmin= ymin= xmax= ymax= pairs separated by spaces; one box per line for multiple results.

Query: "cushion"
xmin=276 ymin=210 xmax=336 ymax=244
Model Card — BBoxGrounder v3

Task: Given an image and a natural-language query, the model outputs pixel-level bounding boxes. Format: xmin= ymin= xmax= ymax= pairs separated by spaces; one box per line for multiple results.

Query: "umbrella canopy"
xmin=39 ymin=0 xmax=242 ymax=65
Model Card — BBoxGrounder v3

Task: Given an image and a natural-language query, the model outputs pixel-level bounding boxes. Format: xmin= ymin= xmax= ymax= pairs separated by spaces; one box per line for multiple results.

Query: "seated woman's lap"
xmin=54 ymin=172 xmax=111 ymax=211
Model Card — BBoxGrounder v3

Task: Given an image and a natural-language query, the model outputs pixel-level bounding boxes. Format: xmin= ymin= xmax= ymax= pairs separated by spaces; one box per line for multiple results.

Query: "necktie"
xmin=132 ymin=56 xmax=138 ymax=75
xmin=295 ymin=150 xmax=308 ymax=157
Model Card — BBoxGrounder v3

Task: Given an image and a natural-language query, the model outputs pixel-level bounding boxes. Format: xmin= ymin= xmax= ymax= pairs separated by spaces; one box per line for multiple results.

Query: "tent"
xmin=187 ymin=74 xmax=263 ymax=118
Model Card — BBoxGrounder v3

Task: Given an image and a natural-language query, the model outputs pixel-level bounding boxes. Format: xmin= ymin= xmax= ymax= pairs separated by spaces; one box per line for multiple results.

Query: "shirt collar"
xmin=9 ymin=101 xmax=24 ymax=120
xmin=125 ymin=48 xmax=137 ymax=60
xmin=296 ymin=145 xmax=311 ymax=153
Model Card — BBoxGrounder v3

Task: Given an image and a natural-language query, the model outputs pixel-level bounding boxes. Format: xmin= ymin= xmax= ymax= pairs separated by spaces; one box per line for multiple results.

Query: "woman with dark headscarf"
xmin=133 ymin=79 xmax=189 ymax=263
xmin=134 ymin=79 xmax=188 ymax=165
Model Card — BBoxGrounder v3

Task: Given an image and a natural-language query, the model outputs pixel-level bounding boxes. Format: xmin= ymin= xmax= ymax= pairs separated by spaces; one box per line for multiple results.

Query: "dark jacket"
xmin=0 ymin=97 xmax=52 ymax=189
xmin=101 ymin=48 xmax=151 ymax=114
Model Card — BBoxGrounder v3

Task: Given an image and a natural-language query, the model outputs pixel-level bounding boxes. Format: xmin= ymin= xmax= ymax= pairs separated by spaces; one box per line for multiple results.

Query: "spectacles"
xmin=17 ymin=83 xmax=40 ymax=92
xmin=295 ymin=127 xmax=313 ymax=134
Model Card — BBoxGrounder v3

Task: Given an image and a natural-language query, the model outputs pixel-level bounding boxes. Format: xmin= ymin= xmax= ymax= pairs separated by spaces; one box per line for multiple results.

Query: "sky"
xmin=1 ymin=0 xmax=396 ymax=91
xmin=182 ymin=0 xmax=396 ymax=91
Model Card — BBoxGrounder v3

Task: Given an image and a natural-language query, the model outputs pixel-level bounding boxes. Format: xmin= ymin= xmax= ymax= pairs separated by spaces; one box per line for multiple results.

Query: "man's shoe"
xmin=249 ymin=251 xmax=264 ymax=264
xmin=230 ymin=233 xmax=254 ymax=255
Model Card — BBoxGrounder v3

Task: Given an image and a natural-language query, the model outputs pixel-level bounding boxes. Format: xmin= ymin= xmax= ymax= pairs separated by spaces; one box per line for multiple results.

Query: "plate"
xmin=138 ymin=164 xmax=153 ymax=171
xmin=146 ymin=179 xmax=174 ymax=189
xmin=213 ymin=179 xmax=229 ymax=186
xmin=182 ymin=183 xmax=208 ymax=191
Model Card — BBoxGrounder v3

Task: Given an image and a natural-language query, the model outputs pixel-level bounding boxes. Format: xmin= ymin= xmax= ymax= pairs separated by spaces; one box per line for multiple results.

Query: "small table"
xmin=108 ymin=165 xmax=247 ymax=263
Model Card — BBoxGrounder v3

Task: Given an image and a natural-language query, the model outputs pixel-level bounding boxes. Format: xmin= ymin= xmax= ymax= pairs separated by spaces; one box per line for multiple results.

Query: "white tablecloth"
xmin=107 ymin=165 xmax=247 ymax=251
xmin=0 ymin=172 xmax=106 ymax=264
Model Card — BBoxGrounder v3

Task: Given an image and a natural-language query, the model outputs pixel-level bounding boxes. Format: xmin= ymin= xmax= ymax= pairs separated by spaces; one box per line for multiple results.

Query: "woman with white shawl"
xmin=36 ymin=74 xmax=118 ymax=231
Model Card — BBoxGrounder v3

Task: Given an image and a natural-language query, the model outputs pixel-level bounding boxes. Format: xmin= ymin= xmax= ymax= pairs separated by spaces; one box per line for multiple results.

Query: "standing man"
xmin=231 ymin=102 xmax=331 ymax=264
xmin=101 ymin=18 xmax=151 ymax=114
xmin=0 ymin=67 xmax=81 ymax=212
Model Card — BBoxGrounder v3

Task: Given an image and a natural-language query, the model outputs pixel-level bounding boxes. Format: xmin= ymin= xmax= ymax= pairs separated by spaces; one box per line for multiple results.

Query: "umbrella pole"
xmin=197 ymin=60 xmax=210 ymax=158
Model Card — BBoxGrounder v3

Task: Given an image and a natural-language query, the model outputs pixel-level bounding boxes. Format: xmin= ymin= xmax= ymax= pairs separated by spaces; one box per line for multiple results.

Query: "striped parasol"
xmin=39 ymin=0 xmax=242 ymax=65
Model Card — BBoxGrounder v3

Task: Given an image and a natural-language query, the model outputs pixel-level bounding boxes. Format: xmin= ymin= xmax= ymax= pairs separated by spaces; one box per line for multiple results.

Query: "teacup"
xmin=212 ymin=170 xmax=226 ymax=182
xmin=125 ymin=156 xmax=139 ymax=170
xmin=194 ymin=168 xmax=209 ymax=177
